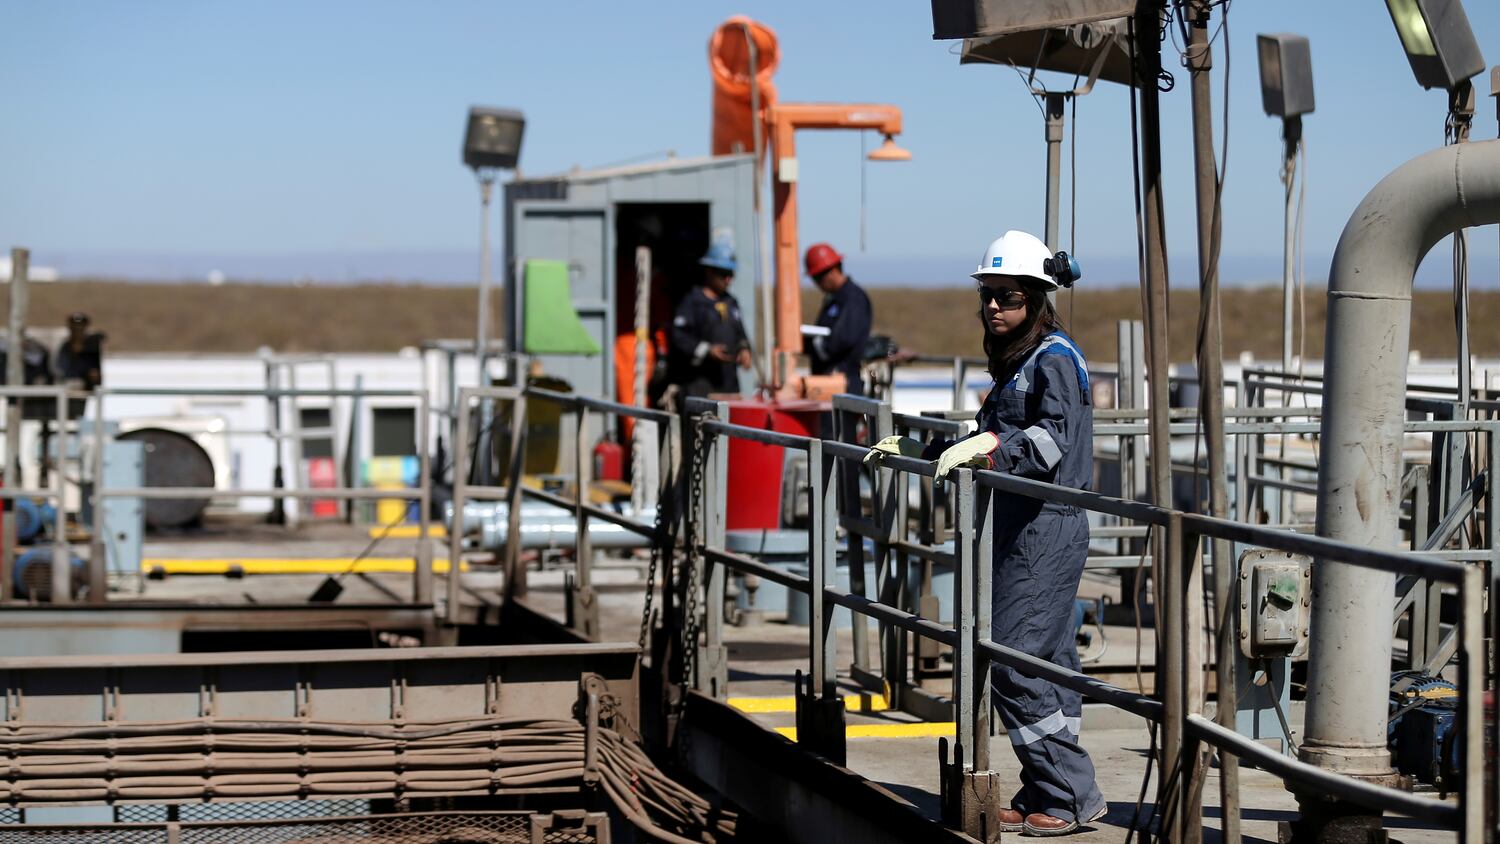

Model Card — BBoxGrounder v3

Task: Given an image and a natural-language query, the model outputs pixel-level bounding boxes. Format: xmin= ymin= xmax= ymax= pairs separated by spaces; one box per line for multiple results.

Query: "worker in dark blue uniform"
xmin=667 ymin=238 xmax=751 ymax=401
xmin=802 ymin=242 xmax=872 ymax=396
xmin=866 ymin=230 xmax=1103 ymax=837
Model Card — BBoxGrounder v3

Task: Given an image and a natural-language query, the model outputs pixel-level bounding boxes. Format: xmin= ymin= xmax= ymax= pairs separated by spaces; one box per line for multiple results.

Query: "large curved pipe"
xmin=1306 ymin=141 xmax=1500 ymax=783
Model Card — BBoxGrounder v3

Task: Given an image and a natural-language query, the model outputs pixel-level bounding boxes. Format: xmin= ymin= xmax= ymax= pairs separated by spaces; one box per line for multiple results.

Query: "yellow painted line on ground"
xmin=774 ymin=722 xmax=956 ymax=741
xmin=141 ymin=558 xmax=469 ymax=575
xmin=366 ymin=525 xmax=447 ymax=539
xmin=730 ymin=694 xmax=889 ymax=714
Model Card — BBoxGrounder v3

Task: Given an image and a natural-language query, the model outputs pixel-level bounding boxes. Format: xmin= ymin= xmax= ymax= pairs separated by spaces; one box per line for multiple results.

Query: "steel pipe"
xmin=1307 ymin=141 xmax=1500 ymax=795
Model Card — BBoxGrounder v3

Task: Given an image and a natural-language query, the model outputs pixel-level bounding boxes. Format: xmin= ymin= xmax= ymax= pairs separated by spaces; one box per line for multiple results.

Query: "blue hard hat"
xmin=699 ymin=241 xmax=737 ymax=274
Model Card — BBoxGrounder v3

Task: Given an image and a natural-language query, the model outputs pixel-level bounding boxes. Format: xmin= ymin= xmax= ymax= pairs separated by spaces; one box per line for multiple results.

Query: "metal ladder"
xmin=263 ymin=353 xmax=345 ymax=527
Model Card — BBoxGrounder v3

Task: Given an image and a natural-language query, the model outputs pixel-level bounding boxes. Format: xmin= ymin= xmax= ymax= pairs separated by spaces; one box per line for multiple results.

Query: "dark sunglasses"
xmin=978 ymin=287 xmax=1027 ymax=310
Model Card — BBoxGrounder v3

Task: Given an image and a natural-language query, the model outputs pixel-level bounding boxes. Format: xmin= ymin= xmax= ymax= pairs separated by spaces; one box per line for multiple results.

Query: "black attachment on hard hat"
xmin=1043 ymin=251 xmax=1081 ymax=288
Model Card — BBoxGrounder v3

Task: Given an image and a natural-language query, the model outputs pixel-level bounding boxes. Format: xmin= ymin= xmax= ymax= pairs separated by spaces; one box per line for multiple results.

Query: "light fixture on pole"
xmin=461 ymin=106 xmax=524 ymax=485
xmin=1384 ymin=0 xmax=1485 ymax=90
xmin=1256 ymin=33 xmax=1314 ymax=375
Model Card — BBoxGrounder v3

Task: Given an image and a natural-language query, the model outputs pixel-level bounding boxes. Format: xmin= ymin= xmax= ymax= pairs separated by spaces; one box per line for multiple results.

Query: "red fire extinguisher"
xmin=593 ymin=435 xmax=624 ymax=481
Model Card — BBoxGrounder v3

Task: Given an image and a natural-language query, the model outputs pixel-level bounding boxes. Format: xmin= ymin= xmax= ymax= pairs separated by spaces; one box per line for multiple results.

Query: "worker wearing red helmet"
xmin=802 ymin=243 xmax=873 ymax=395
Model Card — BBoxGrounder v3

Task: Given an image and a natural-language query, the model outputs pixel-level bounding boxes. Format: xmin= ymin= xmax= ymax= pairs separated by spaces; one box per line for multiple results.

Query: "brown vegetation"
xmin=0 ymin=280 xmax=1488 ymax=364
xmin=818 ymin=285 xmax=1495 ymax=363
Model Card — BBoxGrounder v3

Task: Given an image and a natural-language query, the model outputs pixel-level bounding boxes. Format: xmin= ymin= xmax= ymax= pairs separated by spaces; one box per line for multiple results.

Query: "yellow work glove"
xmin=862 ymin=435 xmax=926 ymax=465
xmin=934 ymin=432 xmax=1000 ymax=479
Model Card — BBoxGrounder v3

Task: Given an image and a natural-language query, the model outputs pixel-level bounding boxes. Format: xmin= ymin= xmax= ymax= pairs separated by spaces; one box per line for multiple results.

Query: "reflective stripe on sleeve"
xmin=1024 ymin=425 xmax=1063 ymax=469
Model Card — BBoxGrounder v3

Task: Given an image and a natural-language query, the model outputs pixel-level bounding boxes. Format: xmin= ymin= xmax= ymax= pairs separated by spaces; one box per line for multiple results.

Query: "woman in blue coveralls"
xmin=867 ymin=230 xmax=1105 ymax=837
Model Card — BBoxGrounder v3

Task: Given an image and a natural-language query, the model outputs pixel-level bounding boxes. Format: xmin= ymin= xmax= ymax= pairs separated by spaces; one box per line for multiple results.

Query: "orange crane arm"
xmin=767 ymin=103 xmax=906 ymax=380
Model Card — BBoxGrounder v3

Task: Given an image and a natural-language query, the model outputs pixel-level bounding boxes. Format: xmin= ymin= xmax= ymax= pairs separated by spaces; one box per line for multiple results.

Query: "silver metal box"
xmin=1257 ymin=34 xmax=1316 ymax=119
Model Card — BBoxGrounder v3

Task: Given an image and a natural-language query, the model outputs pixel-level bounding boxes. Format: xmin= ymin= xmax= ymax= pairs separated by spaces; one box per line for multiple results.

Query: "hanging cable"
xmin=860 ymin=131 xmax=868 ymax=252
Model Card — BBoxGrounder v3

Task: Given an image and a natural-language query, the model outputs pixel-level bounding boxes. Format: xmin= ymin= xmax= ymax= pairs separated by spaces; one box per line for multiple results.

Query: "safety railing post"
xmin=50 ymin=389 xmax=70 ymax=604
xmin=655 ymin=411 xmax=679 ymax=659
xmin=569 ymin=403 xmax=598 ymax=639
xmin=797 ymin=438 xmax=845 ymax=763
xmin=1160 ymin=511 xmax=1190 ymax=841
xmin=503 ymin=389 xmax=528 ymax=600
xmin=941 ymin=467 xmax=999 ymax=840
xmin=874 ymin=401 xmax=909 ymax=710
xmin=413 ymin=391 xmax=433 ymax=604
xmin=88 ymin=390 xmax=107 ymax=602
xmin=446 ymin=390 xmax=471 ymax=623
xmin=837 ymin=403 xmax=871 ymax=676
xmin=1458 ymin=564 xmax=1485 ymax=843
xmin=699 ymin=401 xmax=730 ymax=699
xmin=1181 ymin=518 xmax=1206 ymax=844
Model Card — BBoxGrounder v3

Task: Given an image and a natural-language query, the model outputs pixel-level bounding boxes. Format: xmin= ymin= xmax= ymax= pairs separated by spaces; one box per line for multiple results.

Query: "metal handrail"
xmin=674 ymin=399 xmax=1483 ymax=835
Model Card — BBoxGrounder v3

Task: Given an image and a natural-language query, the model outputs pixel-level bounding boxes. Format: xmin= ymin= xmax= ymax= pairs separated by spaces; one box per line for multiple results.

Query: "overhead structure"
xmin=958 ymin=16 xmax=1131 ymax=251
xmin=930 ymin=0 xmax=1136 ymax=40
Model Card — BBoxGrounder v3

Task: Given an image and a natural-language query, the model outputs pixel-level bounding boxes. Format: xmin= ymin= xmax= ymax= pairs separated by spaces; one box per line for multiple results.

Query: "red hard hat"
xmin=804 ymin=243 xmax=843 ymax=278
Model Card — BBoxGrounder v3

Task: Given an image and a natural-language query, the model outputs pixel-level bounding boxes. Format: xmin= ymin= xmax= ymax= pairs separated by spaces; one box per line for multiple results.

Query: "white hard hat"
xmin=971 ymin=230 xmax=1057 ymax=290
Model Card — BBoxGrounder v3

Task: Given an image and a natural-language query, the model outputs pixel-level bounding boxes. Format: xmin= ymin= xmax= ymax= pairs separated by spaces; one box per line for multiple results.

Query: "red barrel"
xmin=593 ymin=437 xmax=625 ymax=482
xmin=724 ymin=399 xmax=825 ymax=531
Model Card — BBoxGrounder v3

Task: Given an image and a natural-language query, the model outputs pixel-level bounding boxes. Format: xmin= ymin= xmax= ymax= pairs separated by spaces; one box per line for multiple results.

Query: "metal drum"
xmin=118 ymin=427 xmax=215 ymax=529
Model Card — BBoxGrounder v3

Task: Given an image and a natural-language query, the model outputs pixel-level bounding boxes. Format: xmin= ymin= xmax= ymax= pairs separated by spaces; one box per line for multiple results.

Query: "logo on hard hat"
xmin=992 ymin=257 xmax=1003 ymax=267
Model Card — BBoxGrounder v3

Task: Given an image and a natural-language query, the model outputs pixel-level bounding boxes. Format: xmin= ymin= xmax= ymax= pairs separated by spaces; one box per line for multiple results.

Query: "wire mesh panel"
xmin=177 ymin=811 xmax=537 ymax=844
xmin=115 ymin=800 xmax=370 ymax=825
xmin=0 ymin=828 xmax=165 ymax=844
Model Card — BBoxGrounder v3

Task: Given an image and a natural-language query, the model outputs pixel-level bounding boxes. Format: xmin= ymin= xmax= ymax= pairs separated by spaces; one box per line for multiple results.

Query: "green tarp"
xmin=522 ymin=259 xmax=600 ymax=355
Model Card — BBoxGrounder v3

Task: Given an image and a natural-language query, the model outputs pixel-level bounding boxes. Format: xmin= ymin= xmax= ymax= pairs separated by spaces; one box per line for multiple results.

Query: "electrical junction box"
xmin=1238 ymin=549 xmax=1311 ymax=659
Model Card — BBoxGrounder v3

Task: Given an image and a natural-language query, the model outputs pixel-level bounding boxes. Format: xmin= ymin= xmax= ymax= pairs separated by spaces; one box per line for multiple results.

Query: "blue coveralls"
xmin=957 ymin=330 xmax=1105 ymax=823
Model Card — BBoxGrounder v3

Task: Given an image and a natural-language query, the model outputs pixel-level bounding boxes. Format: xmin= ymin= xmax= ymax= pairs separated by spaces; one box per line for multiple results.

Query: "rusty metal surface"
xmin=0 ymin=643 xmax=638 ymax=725
xmin=0 ymin=605 xmax=441 ymax=658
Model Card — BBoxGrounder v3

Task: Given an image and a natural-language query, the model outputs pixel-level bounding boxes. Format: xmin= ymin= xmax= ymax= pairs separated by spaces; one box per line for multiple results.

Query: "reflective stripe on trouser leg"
xmin=990 ymin=507 xmax=1105 ymax=823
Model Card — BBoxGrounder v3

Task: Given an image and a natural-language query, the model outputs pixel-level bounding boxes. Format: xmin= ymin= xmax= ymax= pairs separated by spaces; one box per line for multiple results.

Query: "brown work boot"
xmin=1022 ymin=813 xmax=1080 ymax=837
xmin=995 ymin=808 xmax=1024 ymax=833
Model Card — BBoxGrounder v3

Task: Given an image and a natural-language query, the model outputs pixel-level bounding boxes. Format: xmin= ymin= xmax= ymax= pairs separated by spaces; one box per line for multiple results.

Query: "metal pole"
xmin=473 ymin=175 xmax=498 ymax=488
xmin=475 ymin=175 xmax=497 ymax=382
xmin=1281 ymin=119 xmax=1301 ymax=373
xmin=632 ymin=246 xmax=651 ymax=517
xmin=1457 ymin=565 xmax=1484 ymax=843
xmin=2 ymin=248 xmax=27 ymax=601
xmin=1186 ymin=6 xmax=1229 ymax=839
xmin=414 ymin=392 xmax=432 ymax=604
xmin=1043 ymin=92 xmax=1065 ymax=253
xmin=1160 ymin=512 xmax=1189 ymax=841
xmin=88 ymin=390 xmax=107 ymax=602
xmin=446 ymin=390 xmax=470 ymax=623
xmin=702 ymin=401 xmax=730 ymax=699
xmin=49 ymin=390 xmax=69 ymax=605
xmin=502 ymin=390 xmax=528 ymax=600
xmin=572 ymin=405 xmax=597 ymax=639
xmin=740 ymin=22 xmax=775 ymax=388
xmin=1134 ymin=2 xmax=1180 ymax=815
xmin=807 ymin=440 xmax=835 ymax=699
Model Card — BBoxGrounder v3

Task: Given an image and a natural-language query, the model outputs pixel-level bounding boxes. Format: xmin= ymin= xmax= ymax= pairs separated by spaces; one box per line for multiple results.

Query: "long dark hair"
xmin=982 ymin=282 xmax=1063 ymax=384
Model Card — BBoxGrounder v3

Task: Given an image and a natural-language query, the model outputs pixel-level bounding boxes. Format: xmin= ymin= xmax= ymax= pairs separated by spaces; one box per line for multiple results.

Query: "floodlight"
xmin=463 ymin=107 xmax=525 ymax=171
xmin=1256 ymin=34 xmax=1315 ymax=119
xmin=1383 ymin=0 xmax=1485 ymax=90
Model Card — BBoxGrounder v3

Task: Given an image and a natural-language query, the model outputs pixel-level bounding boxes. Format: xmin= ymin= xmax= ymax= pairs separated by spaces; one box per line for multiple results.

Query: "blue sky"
xmin=2 ymin=1 xmax=1498 ymax=287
